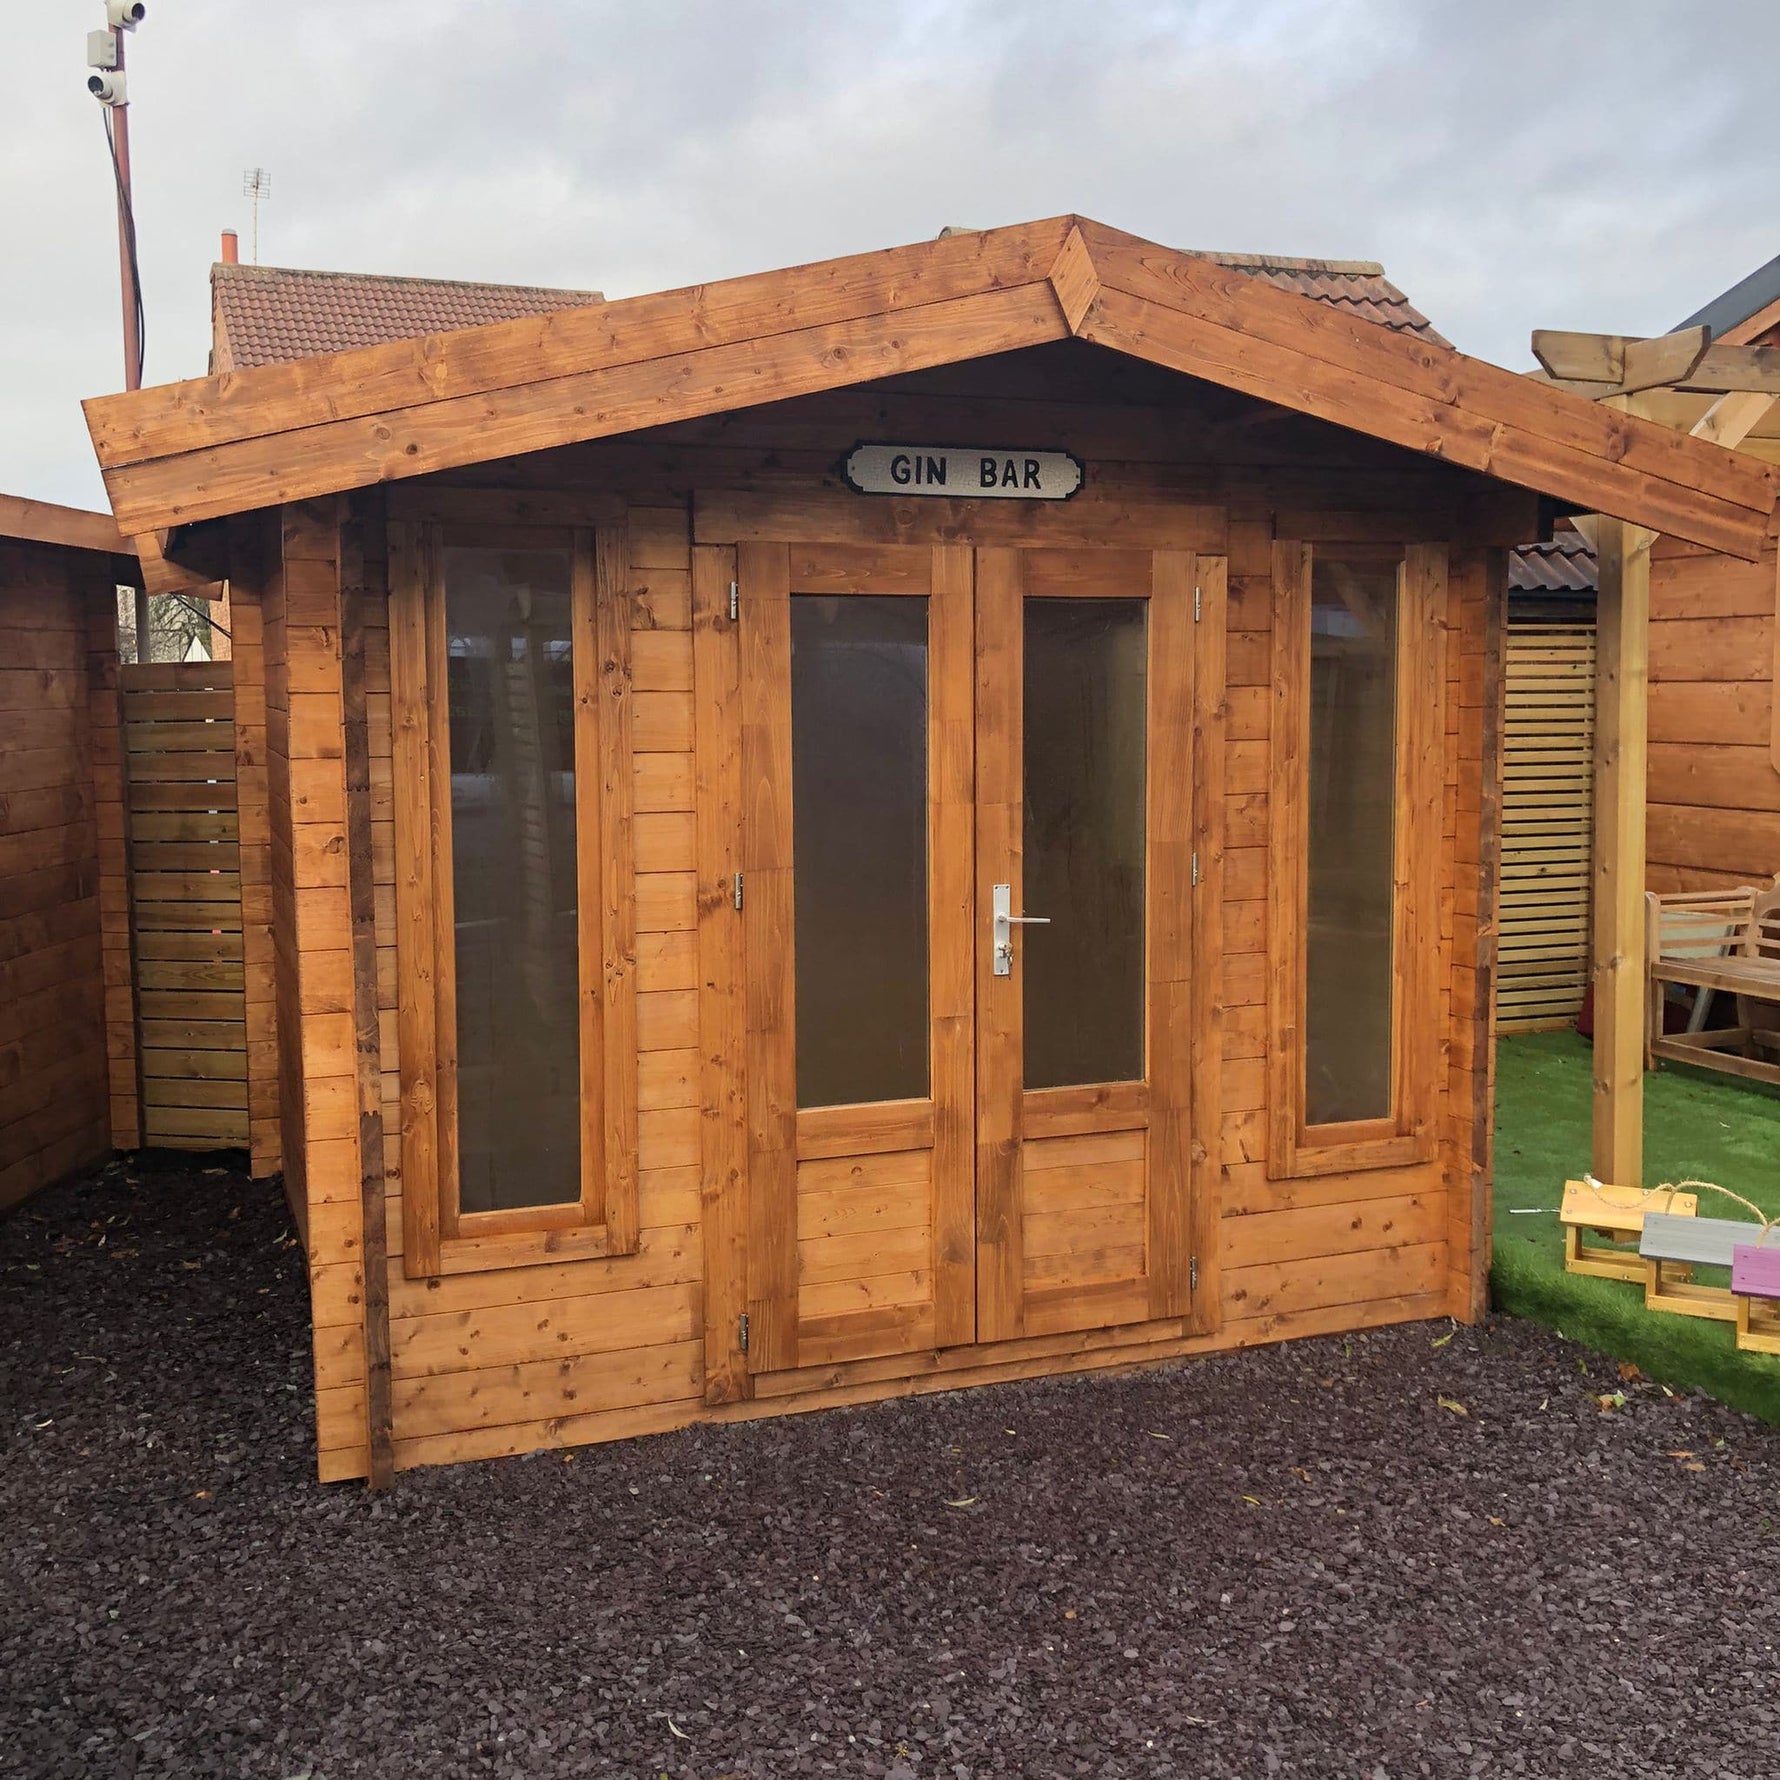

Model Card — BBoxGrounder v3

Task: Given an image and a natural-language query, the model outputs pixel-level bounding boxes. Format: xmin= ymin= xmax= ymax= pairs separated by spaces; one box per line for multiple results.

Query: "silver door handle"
xmin=991 ymin=883 xmax=1049 ymax=976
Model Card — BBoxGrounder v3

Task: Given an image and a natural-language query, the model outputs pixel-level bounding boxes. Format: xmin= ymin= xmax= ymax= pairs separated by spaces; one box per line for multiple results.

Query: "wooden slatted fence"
xmin=1497 ymin=615 xmax=1595 ymax=1031
xmin=121 ymin=661 xmax=248 ymax=1148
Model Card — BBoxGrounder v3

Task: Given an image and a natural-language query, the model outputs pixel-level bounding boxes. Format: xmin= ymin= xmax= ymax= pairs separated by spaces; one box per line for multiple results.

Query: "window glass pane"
xmin=1305 ymin=557 xmax=1399 ymax=1126
xmin=1022 ymin=597 xmax=1147 ymax=1089
xmin=445 ymin=546 xmax=581 ymax=1212
xmin=791 ymin=594 xmax=929 ymax=1108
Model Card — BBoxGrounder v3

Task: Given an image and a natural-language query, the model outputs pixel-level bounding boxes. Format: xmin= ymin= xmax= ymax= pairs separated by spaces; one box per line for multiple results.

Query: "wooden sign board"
xmin=843 ymin=443 xmax=1084 ymax=501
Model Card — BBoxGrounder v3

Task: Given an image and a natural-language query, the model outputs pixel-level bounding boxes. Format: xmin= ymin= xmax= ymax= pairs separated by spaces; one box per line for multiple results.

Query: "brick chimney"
xmin=220 ymin=229 xmax=239 ymax=265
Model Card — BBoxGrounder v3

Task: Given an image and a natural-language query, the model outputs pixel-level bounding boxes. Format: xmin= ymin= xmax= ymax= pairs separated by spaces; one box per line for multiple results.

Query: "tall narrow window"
xmin=1267 ymin=542 xmax=1445 ymax=1178
xmin=391 ymin=521 xmax=637 ymax=1277
xmin=1304 ymin=559 xmax=1398 ymax=1126
xmin=444 ymin=547 xmax=580 ymax=1212
xmin=790 ymin=594 xmax=930 ymax=1108
xmin=1022 ymin=596 xmax=1148 ymax=1089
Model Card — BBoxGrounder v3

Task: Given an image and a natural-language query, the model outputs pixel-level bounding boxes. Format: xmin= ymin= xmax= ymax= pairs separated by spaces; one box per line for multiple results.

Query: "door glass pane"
xmin=791 ymin=594 xmax=929 ymax=1108
xmin=444 ymin=545 xmax=581 ymax=1213
xmin=1305 ymin=557 xmax=1399 ymax=1126
xmin=1022 ymin=597 xmax=1147 ymax=1089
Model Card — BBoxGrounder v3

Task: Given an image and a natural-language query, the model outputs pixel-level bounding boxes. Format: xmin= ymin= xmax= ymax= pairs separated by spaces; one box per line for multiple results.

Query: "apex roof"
xmin=211 ymin=263 xmax=606 ymax=371
xmin=87 ymin=214 xmax=1779 ymax=562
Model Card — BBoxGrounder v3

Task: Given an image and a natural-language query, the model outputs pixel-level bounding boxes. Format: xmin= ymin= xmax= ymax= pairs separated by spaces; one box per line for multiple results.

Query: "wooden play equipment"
xmin=1640 ymin=1211 xmax=1753 ymax=1322
xmin=1560 ymin=1177 xmax=1697 ymax=1282
xmin=1732 ymin=1237 xmax=1780 ymax=1355
xmin=1646 ymin=881 xmax=1780 ymax=1086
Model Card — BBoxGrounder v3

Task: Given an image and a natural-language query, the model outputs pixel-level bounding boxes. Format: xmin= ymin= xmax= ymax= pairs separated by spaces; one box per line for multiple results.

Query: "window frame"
xmin=1265 ymin=539 xmax=1446 ymax=1179
xmin=389 ymin=518 xmax=637 ymax=1277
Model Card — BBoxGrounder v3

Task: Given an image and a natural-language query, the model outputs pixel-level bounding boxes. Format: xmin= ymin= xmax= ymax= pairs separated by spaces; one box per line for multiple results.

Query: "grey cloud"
xmin=3 ymin=0 xmax=1774 ymax=510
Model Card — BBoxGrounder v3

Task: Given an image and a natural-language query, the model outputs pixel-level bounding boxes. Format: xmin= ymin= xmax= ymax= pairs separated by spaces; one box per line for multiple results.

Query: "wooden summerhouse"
xmin=84 ymin=218 xmax=1777 ymax=1483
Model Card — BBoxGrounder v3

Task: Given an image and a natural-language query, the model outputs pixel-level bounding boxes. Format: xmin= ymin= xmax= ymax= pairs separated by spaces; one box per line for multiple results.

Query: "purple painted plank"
xmin=1731 ymin=1241 xmax=1780 ymax=1300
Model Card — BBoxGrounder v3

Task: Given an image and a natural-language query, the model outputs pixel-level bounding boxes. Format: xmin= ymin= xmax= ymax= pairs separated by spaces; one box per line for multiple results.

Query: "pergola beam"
xmin=1533 ymin=329 xmax=1780 ymax=400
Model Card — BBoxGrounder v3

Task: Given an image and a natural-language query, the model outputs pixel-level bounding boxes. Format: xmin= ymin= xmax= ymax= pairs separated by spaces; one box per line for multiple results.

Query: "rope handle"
xmin=1582 ymin=1173 xmax=1776 ymax=1239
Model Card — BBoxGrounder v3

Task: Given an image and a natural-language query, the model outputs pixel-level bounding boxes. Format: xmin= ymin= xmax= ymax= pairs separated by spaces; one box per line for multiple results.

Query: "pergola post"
xmin=1590 ymin=508 xmax=1650 ymax=1185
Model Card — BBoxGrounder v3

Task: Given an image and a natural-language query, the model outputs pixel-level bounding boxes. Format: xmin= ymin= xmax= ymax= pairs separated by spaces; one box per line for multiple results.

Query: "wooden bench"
xmin=1560 ymin=1179 xmax=1697 ymax=1282
xmin=1639 ymin=1212 xmax=1760 ymax=1322
xmin=1732 ymin=1239 xmax=1780 ymax=1356
xmin=1646 ymin=881 xmax=1780 ymax=1088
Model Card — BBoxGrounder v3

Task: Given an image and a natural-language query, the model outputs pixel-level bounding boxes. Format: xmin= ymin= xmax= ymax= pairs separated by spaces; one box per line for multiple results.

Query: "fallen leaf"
xmin=1596 ymin=1391 xmax=1627 ymax=1413
xmin=1684 ymin=1462 xmax=1706 ymax=1473
xmin=1488 ymin=1516 xmax=1505 ymax=1527
xmin=1437 ymin=1396 xmax=1468 ymax=1417
xmin=1063 ymin=1608 xmax=1077 ymax=1620
xmin=1241 ymin=1494 xmax=1262 ymax=1506
xmin=1665 ymin=1450 xmax=1695 ymax=1460
xmin=1291 ymin=1467 xmax=1311 ymax=1483
xmin=1146 ymin=1432 xmax=1172 ymax=1442
xmin=1431 ymin=1330 xmax=1455 ymax=1349
xmin=1618 ymin=1361 xmax=1643 ymax=1383
xmin=667 ymin=1719 xmax=690 ymax=1740
xmin=944 ymin=1496 xmax=978 ymax=1509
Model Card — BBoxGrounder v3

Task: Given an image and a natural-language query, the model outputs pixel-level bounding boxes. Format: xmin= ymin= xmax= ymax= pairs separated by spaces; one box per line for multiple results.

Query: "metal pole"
xmin=108 ymin=25 xmax=151 ymax=660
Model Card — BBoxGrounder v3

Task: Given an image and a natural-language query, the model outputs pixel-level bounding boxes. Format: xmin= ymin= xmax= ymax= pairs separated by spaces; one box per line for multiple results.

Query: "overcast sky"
xmin=4 ymin=0 xmax=1776 ymax=511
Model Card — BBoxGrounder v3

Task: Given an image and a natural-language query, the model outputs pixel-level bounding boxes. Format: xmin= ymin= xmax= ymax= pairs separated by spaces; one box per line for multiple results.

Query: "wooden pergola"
xmin=1531 ymin=325 xmax=1780 ymax=1185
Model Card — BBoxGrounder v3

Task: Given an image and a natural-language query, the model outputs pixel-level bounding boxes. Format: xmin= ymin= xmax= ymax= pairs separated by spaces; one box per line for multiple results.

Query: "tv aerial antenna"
xmin=243 ymin=167 xmax=271 ymax=264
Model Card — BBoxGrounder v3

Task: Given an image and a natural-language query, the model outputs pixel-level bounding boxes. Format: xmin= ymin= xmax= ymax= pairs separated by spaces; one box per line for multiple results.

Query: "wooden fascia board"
xmin=97 ymin=278 xmax=1074 ymax=536
xmin=0 ymin=491 xmax=130 ymax=556
xmin=1071 ymin=229 xmax=1777 ymax=561
xmin=85 ymin=217 xmax=1077 ymax=472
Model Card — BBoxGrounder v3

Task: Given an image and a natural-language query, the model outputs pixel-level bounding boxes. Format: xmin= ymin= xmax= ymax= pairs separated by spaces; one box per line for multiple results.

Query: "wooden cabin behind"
xmin=0 ymin=498 xmax=136 ymax=1210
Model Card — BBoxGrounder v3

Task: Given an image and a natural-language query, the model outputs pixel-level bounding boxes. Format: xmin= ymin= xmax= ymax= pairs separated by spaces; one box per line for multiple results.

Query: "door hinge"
xmin=1193 ymin=585 xmax=1202 ymax=623
xmin=738 ymin=1312 xmax=750 ymax=1353
xmin=1191 ymin=851 xmax=1199 ymax=887
xmin=732 ymin=871 xmax=744 ymax=911
xmin=729 ymin=580 xmax=739 ymax=622
xmin=1190 ymin=1256 xmax=1199 ymax=1294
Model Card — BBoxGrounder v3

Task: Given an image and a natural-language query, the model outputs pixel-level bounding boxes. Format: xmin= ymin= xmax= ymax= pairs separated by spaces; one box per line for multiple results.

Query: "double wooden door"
xmin=737 ymin=538 xmax=1222 ymax=1374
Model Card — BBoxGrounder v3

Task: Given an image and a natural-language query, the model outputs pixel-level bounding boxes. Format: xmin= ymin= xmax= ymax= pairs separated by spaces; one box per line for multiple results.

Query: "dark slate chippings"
xmin=3 ymin=1159 xmax=1779 ymax=1779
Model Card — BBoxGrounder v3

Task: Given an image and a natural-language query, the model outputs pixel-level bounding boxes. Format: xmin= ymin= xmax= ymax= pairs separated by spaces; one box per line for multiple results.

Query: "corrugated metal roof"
xmin=1673 ymin=248 xmax=1780 ymax=340
xmin=211 ymin=264 xmax=605 ymax=371
xmin=1510 ymin=532 xmax=1597 ymax=596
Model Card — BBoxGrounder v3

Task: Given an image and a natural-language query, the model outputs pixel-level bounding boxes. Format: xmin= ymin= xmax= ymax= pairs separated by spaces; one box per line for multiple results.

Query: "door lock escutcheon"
xmin=991 ymin=882 xmax=1049 ymax=977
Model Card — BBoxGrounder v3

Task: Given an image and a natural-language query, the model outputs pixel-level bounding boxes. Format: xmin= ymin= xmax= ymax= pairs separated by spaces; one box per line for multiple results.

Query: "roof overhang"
xmin=84 ymin=216 xmax=1780 ymax=563
xmin=0 ymin=491 xmax=132 ymax=557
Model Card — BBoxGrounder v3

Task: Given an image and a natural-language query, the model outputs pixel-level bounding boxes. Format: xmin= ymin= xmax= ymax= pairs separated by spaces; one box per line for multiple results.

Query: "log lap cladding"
xmin=84 ymin=217 xmax=1780 ymax=1481
xmin=0 ymin=496 xmax=137 ymax=1210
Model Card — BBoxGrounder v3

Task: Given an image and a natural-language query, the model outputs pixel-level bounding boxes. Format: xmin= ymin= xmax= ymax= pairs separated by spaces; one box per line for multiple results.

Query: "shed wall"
xmin=1646 ymin=525 xmax=1780 ymax=891
xmin=269 ymin=358 xmax=1511 ymax=1478
xmin=0 ymin=543 xmax=122 ymax=1209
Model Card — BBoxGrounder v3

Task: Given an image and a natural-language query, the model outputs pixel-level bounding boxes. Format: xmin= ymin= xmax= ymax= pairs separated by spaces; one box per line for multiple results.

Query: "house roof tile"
xmin=211 ymin=263 xmax=605 ymax=371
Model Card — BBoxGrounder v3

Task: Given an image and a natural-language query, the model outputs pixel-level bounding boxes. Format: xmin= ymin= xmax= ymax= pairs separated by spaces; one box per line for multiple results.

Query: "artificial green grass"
xmin=1492 ymin=1030 xmax=1780 ymax=1422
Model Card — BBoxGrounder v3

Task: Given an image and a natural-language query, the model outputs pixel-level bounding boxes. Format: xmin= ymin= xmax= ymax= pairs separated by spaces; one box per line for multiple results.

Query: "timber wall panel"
xmin=297 ymin=351 xmax=1509 ymax=1474
xmin=1497 ymin=614 xmax=1594 ymax=1030
xmin=1646 ymin=529 xmax=1780 ymax=888
xmin=0 ymin=542 xmax=115 ymax=1209
xmin=120 ymin=660 xmax=248 ymax=1148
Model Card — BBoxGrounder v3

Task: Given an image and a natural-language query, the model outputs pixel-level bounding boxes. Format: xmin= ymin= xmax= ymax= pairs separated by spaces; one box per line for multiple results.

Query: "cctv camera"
xmin=105 ymin=1 xmax=147 ymax=27
xmin=88 ymin=69 xmax=128 ymax=105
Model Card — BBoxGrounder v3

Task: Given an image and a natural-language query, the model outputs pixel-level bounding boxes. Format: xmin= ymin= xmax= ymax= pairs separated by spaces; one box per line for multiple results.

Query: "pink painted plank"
xmin=1731 ymin=1242 xmax=1780 ymax=1300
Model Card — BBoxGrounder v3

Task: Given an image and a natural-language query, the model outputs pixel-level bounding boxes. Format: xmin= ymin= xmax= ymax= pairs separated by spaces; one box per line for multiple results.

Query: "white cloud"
xmin=3 ymin=0 xmax=1775 ymax=509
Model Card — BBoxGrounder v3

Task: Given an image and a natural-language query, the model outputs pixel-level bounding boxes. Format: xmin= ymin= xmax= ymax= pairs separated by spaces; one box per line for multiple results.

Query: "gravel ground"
xmin=3 ymin=1158 xmax=1779 ymax=1779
